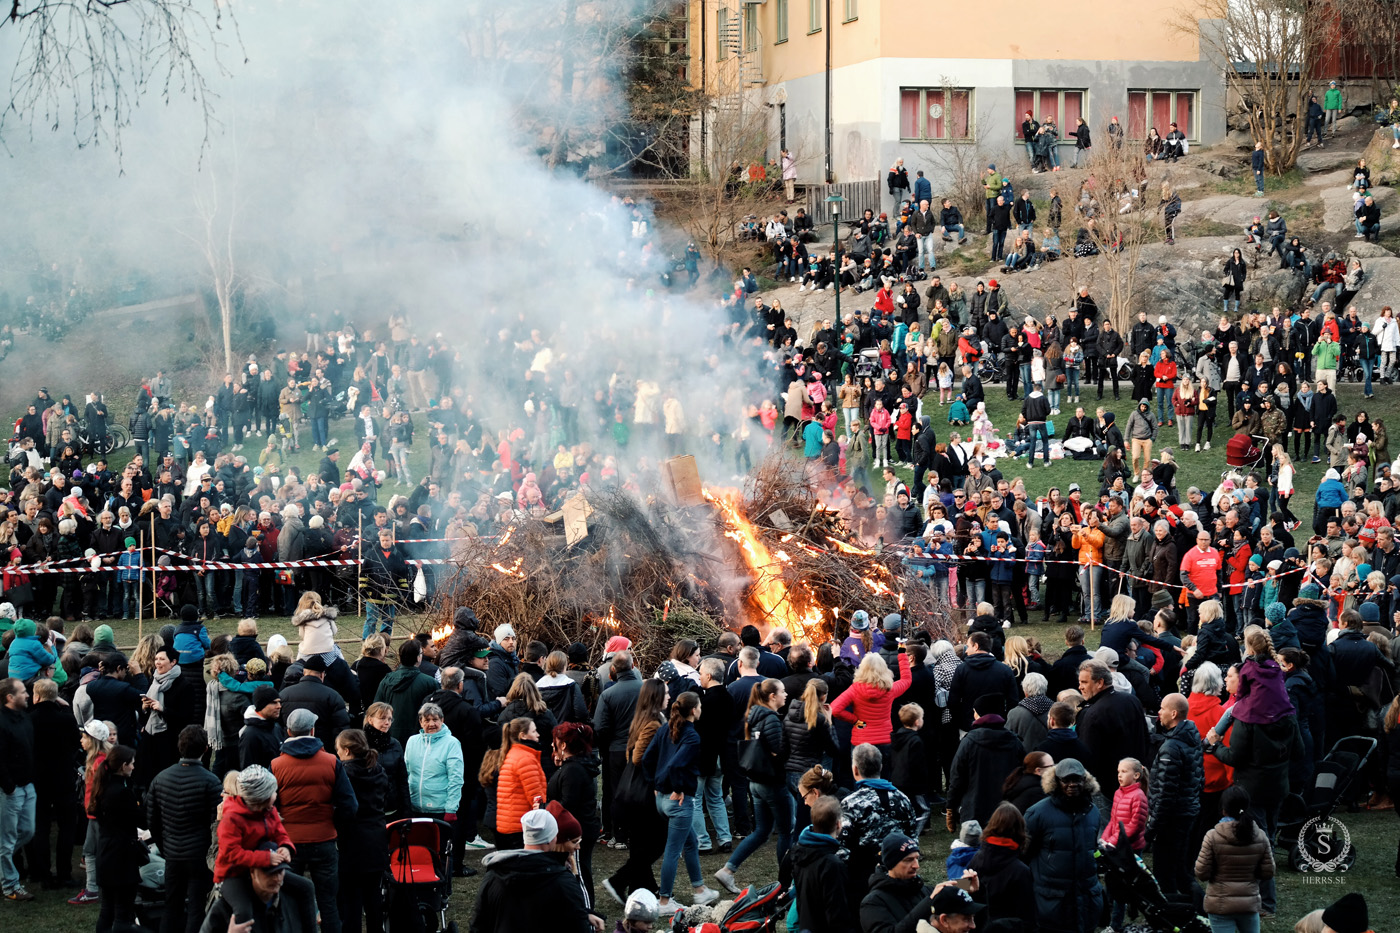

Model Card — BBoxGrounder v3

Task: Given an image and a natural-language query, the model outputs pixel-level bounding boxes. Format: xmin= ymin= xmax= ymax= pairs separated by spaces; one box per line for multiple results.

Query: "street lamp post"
xmin=827 ymin=192 xmax=844 ymax=324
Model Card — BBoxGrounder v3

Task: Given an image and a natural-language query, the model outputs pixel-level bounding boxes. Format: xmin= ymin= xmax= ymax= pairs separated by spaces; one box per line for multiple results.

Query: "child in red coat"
xmin=1101 ymin=757 xmax=1148 ymax=930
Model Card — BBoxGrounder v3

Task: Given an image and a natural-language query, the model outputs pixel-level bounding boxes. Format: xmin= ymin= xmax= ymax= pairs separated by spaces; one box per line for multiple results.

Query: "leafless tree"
xmin=1179 ymin=0 xmax=1318 ymax=173
xmin=1 ymin=1 xmax=240 ymax=157
xmin=1073 ymin=137 xmax=1157 ymax=332
xmin=179 ymin=147 xmax=240 ymax=373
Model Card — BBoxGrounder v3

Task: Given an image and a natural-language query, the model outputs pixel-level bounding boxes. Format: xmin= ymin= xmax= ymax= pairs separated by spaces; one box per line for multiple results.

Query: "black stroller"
xmin=1276 ymin=735 xmax=1376 ymax=871
xmin=1096 ymin=834 xmax=1210 ymax=933
xmin=386 ymin=818 xmax=458 ymax=933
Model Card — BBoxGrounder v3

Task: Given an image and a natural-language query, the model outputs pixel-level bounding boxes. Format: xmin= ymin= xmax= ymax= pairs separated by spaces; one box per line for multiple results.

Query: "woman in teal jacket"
xmin=405 ymin=702 xmax=464 ymax=817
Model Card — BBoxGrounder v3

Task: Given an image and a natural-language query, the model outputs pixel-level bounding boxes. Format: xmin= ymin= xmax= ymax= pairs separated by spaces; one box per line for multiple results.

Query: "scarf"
xmin=144 ymin=664 xmax=181 ymax=735
xmin=1017 ymin=694 xmax=1054 ymax=720
xmin=203 ymin=678 xmax=224 ymax=748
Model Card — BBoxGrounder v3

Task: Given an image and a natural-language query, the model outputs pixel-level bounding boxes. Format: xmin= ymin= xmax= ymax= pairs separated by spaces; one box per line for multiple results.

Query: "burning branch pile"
xmin=430 ymin=457 xmax=955 ymax=671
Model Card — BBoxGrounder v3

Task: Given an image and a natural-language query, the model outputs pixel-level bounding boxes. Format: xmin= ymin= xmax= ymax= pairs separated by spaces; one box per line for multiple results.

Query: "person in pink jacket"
xmin=830 ymin=637 xmax=913 ymax=773
xmin=1101 ymin=756 xmax=1148 ymax=931
xmin=869 ymin=400 xmax=893 ymax=468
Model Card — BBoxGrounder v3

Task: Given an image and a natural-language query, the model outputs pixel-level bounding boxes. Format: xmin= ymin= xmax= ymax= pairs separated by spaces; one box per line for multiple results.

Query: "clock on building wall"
xmin=928 ymin=102 xmax=943 ymax=120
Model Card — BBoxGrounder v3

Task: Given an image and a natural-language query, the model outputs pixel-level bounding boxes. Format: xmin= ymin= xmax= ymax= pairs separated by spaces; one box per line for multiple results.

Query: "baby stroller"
xmin=671 ymin=881 xmax=787 ymax=933
xmin=1224 ymin=433 xmax=1270 ymax=474
xmin=1096 ymin=836 xmax=1210 ymax=933
xmin=386 ymin=818 xmax=458 ymax=933
xmin=855 ymin=348 xmax=882 ymax=379
xmin=1276 ymin=735 xmax=1376 ymax=871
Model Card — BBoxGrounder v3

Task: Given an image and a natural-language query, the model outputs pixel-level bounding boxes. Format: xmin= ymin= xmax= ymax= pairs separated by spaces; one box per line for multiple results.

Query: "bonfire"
xmin=431 ymin=458 xmax=954 ymax=670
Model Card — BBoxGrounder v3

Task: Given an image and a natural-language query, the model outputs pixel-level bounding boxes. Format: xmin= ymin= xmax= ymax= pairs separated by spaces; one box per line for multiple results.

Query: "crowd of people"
xmin=0 ymin=585 xmax=1389 ymax=933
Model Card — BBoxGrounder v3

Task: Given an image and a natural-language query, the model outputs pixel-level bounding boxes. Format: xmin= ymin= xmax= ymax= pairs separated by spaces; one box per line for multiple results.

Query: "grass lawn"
xmin=891 ymin=377 xmax=1396 ymax=528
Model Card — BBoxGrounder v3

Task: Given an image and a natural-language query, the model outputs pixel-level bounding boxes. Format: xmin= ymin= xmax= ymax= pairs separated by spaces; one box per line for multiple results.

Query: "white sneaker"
xmin=693 ymin=887 xmax=721 ymax=907
xmin=714 ymin=867 xmax=741 ymax=894
xmin=1392 ymin=141 xmax=1399 ymax=148
xmin=798 ymin=285 xmax=806 ymax=292
xmin=464 ymin=835 xmax=495 ymax=850
xmin=1194 ymin=443 xmax=1201 ymax=452
xmin=1204 ymin=441 xmax=1211 ymax=450
xmin=658 ymin=899 xmax=683 ymax=916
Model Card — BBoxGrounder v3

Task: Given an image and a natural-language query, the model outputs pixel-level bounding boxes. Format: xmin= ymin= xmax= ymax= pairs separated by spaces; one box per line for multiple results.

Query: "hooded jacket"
xmin=947 ymin=652 xmax=1019 ymax=731
xmin=547 ymin=752 xmax=601 ymax=837
xmin=373 ymin=664 xmax=438 ymax=745
xmin=238 ymin=708 xmax=284 ymax=770
xmin=1025 ymin=782 xmax=1104 ymax=933
xmin=278 ymin=674 xmax=351 ymax=751
xmin=537 ymin=672 xmax=590 ymax=724
xmin=486 ymin=643 xmax=519 ymax=698
xmin=948 ymin=714 xmax=1026 ymax=825
xmin=784 ymin=827 xmax=854 ymax=933
xmin=213 ymin=793 xmax=295 ymax=883
xmin=271 ymin=735 xmax=358 ymax=846
xmin=474 ymin=849 xmax=591 ymax=933
xmin=404 ymin=723 xmax=465 ymax=813
xmin=336 ymin=756 xmax=390 ymax=874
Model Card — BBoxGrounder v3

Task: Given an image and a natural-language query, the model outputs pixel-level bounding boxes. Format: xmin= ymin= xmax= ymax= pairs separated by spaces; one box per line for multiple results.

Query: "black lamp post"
xmin=827 ymin=192 xmax=844 ymax=322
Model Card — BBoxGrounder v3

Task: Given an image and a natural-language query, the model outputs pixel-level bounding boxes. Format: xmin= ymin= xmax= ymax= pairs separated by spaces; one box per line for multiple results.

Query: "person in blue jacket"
xmin=404 ymin=702 xmax=465 ymax=817
xmin=6 ymin=618 xmax=56 ymax=681
xmin=172 ymin=603 xmax=211 ymax=666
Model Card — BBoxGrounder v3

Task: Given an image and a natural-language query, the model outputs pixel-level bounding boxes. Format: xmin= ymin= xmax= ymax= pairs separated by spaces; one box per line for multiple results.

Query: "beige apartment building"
xmin=689 ymin=0 xmax=1227 ymax=189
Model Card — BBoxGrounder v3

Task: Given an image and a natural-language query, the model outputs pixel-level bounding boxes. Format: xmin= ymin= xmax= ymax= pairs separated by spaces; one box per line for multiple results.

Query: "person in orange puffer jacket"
xmin=1072 ymin=510 xmax=1106 ymax=624
xmin=489 ymin=716 xmax=547 ymax=850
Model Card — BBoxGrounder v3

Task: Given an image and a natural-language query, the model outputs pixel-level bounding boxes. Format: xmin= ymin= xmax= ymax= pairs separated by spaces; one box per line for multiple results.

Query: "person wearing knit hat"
xmin=1289 ymin=582 xmax=1329 ymax=650
xmin=93 ymin=623 xmax=115 ymax=648
xmin=486 ymin=625 xmax=519 ymax=698
xmin=882 ymin=613 xmax=903 ymax=633
xmin=603 ymin=635 xmax=632 ymax=655
xmin=239 ymin=685 xmax=284 ymax=770
xmin=237 ymin=764 xmax=279 ymax=804
xmin=473 ymin=806 xmax=598 ymax=933
xmin=6 ymin=618 xmax=56 ymax=682
xmin=1321 ymin=893 xmax=1369 ymax=933
xmin=545 ymin=800 xmax=582 ymax=845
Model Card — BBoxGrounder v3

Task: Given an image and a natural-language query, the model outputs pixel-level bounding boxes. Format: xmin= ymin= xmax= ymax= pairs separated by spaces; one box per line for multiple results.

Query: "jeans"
xmin=163 ymin=857 xmax=214 ymax=933
xmin=197 ymin=571 xmax=217 ymax=616
xmin=363 ymin=601 xmax=396 ymax=638
xmin=917 ymin=235 xmax=936 ymax=270
xmin=1157 ymin=386 xmax=1173 ymax=424
xmin=1048 ymin=387 xmax=1061 ymax=411
xmin=1254 ymin=170 xmax=1265 ymax=193
xmin=1049 ymin=145 xmax=1061 ymax=168
xmin=1078 ymin=564 xmax=1103 ymax=623
xmin=1028 ymin=422 xmax=1051 ymax=465
xmin=691 ymin=772 xmax=732 ymax=849
xmin=1025 ymin=139 xmax=1035 ymax=164
xmin=1209 ymin=915 xmax=1261 ymax=933
xmin=961 ymin=577 xmax=986 ymax=608
xmin=289 ymin=839 xmax=341 ymax=933
xmin=391 ymin=442 xmax=412 ymax=484
xmin=990 ymin=228 xmax=1007 ymax=261
xmin=727 ymin=780 xmax=795 ymax=873
xmin=1361 ymin=357 xmax=1375 ymax=394
xmin=122 ymin=581 xmax=139 ymax=618
xmin=931 ymin=574 xmax=949 ymax=604
xmin=655 ymin=792 xmax=702 ymax=899
xmin=1067 ymin=369 xmax=1080 ymax=397
xmin=1028 ymin=572 xmax=1042 ymax=607
xmin=312 ymin=417 xmax=329 ymax=448
xmin=0 ymin=783 xmax=37 ymax=892
xmin=1019 ymin=363 xmax=1033 ymax=391
xmin=944 ymin=224 xmax=964 ymax=241
xmin=82 ymin=820 xmax=99 ymax=890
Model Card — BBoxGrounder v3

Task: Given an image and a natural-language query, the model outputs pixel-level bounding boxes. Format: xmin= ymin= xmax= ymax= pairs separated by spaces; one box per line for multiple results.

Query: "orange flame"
xmin=827 ymin=536 xmax=875 ymax=556
xmin=491 ymin=558 xmax=525 ymax=578
xmin=706 ymin=489 xmax=819 ymax=639
xmin=429 ymin=623 xmax=454 ymax=645
xmin=600 ymin=605 xmax=619 ymax=628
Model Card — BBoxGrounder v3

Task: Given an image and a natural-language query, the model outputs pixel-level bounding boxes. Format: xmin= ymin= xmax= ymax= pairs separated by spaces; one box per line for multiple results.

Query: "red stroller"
xmin=1224 ymin=433 xmax=1270 ymax=474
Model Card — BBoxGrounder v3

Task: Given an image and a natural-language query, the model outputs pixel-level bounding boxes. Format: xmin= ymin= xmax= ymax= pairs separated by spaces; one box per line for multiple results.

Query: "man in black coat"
xmin=946 ymin=695 xmax=1026 ymax=827
xmin=278 ymin=656 xmax=351 ymax=751
xmin=148 ymin=726 xmax=222 ymax=933
xmin=429 ymin=667 xmax=485 ymax=876
xmin=239 ymin=685 xmax=285 ymax=770
xmin=592 ymin=651 xmax=643 ymax=845
xmin=860 ymin=831 xmax=983 ymax=933
xmin=946 ymin=633 xmax=1018 ymax=731
xmin=24 ymin=678 xmax=79 ymax=889
xmin=1074 ymin=659 xmax=1148 ymax=792
xmin=1047 ymin=626 xmax=1091 ymax=697
xmin=1147 ymin=695 xmax=1203 ymax=896
xmin=83 ymin=655 xmax=146 ymax=748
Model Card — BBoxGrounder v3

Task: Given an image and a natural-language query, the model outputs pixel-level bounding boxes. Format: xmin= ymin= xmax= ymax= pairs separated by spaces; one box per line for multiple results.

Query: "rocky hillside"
xmin=772 ymin=127 xmax=1397 ymax=340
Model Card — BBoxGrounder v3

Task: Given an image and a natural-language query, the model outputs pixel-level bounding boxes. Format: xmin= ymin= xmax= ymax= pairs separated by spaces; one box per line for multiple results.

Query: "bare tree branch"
xmin=0 ymin=0 xmax=241 ymax=160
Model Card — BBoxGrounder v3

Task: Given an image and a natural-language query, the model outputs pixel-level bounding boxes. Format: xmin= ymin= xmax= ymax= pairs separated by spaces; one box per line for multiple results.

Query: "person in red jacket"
xmin=874 ymin=284 xmax=896 ymax=316
xmin=1154 ymin=351 xmax=1179 ymax=426
xmin=830 ymin=635 xmax=913 ymax=771
xmin=1179 ymin=530 xmax=1222 ymax=633
xmin=1101 ymin=756 xmax=1149 ymax=930
xmin=894 ymin=402 xmax=915 ymax=465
